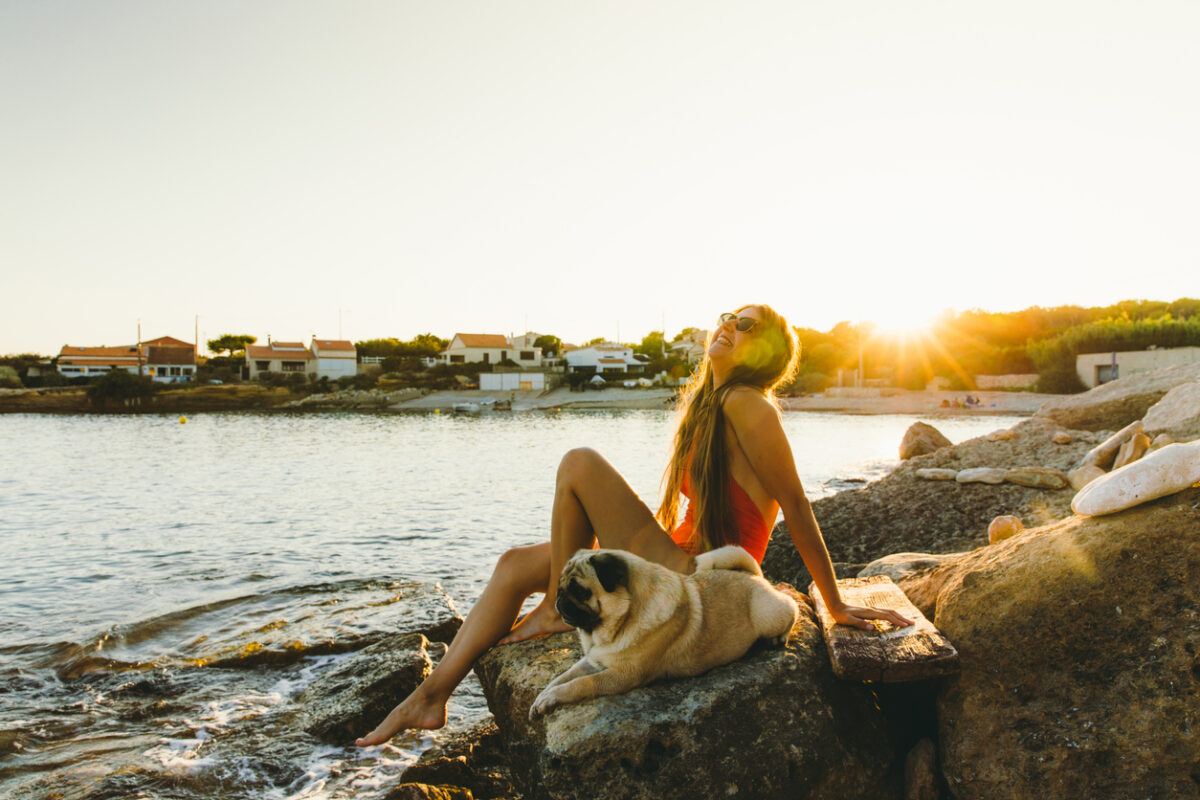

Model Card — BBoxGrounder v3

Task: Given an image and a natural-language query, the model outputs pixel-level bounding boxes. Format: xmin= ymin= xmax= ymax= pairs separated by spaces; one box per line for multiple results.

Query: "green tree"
xmin=533 ymin=334 xmax=562 ymax=356
xmin=207 ymin=334 xmax=257 ymax=358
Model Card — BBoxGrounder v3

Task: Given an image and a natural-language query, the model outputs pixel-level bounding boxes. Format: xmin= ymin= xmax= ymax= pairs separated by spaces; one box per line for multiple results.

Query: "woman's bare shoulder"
xmin=720 ymin=385 xmax=779 ymax=421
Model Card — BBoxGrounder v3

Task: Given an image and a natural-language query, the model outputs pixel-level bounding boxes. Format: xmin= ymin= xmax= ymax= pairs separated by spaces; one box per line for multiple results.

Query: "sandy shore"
xmin=391 ymin=387 xmax=1057 ymax=415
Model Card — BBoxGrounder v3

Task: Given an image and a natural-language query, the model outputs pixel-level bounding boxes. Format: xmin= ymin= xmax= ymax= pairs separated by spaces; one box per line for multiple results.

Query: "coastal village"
xmin=4 ymin=306 xmax=1200 ymax=415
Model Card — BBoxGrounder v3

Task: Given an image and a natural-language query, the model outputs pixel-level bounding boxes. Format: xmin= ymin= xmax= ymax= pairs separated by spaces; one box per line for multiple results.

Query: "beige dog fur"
xmin=529 ymin=545 xmax=799 ymax=718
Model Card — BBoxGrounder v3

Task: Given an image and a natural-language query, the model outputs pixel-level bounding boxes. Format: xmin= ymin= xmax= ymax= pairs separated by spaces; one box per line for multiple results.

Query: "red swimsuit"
xmin=670 ymin=471 xmax=773 ymax=563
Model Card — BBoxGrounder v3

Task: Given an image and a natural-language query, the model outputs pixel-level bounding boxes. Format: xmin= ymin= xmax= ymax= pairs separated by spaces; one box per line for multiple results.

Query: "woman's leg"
xmin=499 ymin=447 xmax=692 ymax=644
xmin=355 ymin=542 xmax=550 ymax=746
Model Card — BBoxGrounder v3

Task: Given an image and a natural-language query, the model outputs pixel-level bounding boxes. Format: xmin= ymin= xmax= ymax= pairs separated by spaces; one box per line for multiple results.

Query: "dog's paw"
xmin=528 ymin=688 xmax=561 ymax=719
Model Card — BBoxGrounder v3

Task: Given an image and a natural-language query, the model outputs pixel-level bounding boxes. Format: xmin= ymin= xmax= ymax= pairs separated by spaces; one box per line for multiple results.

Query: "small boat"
xmin=452 ymin=400 xmax=481 ymax=414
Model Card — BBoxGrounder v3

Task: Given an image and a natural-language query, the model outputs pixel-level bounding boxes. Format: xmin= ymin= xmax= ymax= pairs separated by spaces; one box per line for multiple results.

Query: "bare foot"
xmin=355 ymin=690 xmax=447 ymax=747
xmin=498 ymin=600 xmax=573 ymax=645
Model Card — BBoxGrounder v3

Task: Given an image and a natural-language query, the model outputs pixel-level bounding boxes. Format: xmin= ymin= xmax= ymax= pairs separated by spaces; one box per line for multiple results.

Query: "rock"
xmin=1072 ymin=440 xmax=1200 ymax=516
xmin=1079 ymin=420 xmax=1144 ymax=470
xmin=900 ymin=422 xmax=953 ymax=460
xmin=1111 ymin=431 xmax=1151 ymax=469
xmin=1002 ymin=467 xmax=1068 ymax=489
xmin=903 ymin=738 xmax=939 ymax=800
xmin=858 ymin=553 xmax=954 ymax=583
xmin=762 ymin=418 xmax=1106 ymax=584
xmin=955 ymin=468 xmax=1007 ymax=484
xmin=384 ymin=785 xmax=475 ymax=800
xmin=1034 ymin=361 xmax=1200 ymax=430
xmin=1150 ymin=432 xmax=1175 ymax=450
xmin=1051 ymin=431 xmax=1072 ymax=444
xmin=986 ymin=515 xmax=1023 ymax=544
xmin=1141 ymin=381 xmax=1200 ymax=443
xmin=915 ymin=468 xmax=958 ymax=481
xmin=1067 ymin=464 xmax=1107 ymax=491
xmin=896 ymin=488 xmax=1200 ymax=799
xmin=401 ymin=721 xmax=517 ymax=800
xmin=474 ymin=586 xmax=899 ymax=800
xmin=985 ymin=429 xmax=1014 ymax=441
xmin=299 ymin=634 xmax=433 ymax=744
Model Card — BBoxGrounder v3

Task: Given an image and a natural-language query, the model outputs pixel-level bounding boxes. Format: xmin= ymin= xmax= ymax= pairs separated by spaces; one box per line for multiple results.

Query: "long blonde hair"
xmin=656 ymin=304 xmax=801 ymax=553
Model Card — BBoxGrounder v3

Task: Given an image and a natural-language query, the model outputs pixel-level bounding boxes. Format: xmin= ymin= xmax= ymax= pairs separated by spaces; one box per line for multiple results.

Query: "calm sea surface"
xmin=0 ymin=410 xmax=1023 ymax=798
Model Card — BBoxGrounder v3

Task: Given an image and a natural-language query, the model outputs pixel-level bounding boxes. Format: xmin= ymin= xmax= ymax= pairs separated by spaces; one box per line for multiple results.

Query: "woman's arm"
xmin=723 ymin=389 xmax=913 ymax=630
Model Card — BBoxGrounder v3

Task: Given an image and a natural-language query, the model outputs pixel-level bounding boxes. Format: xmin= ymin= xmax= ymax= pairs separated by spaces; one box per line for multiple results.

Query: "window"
xmin=256 ymin=361 xmax=271 ymax=371
xmin=482 ymin=353 xmax=490 ymax=363
xmin=520 ymin=350 xmax=534 ymax=360
xmin=281 ymin=361 xmax=305 ymax=372
xmin=170 ymin=367 xmax=182 ymax=376
xmin=450 ymin=355 xmax=465 ymax=364
xmin=183 ymin=367 xmax=192 ymax=375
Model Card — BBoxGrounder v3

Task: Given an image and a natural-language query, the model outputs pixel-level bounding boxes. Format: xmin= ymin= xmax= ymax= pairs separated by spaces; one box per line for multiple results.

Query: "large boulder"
xmin=895 ymin=487 xmax=1200 ymax=799
xmin=899 ymin=422 xmax=953 ymax=460
xmin=763 ymin=418 xmax=1104 ymax=588
xmin=1142 ymin=381 xmax=1200 ymax=443
xmin=474 ymin=587 xmax=899 ymax=800
xmin=1033 ymin=362 xmax=1200 ymax=431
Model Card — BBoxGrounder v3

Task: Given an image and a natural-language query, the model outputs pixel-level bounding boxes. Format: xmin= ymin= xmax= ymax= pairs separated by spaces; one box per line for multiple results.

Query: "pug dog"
xmin=528 ymin=545 xmax=798 ymax=718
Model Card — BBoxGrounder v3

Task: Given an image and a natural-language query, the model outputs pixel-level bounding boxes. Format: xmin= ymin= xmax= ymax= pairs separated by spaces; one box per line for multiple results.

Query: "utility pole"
xmin=137 ymin=319 xmax=144 ymax=376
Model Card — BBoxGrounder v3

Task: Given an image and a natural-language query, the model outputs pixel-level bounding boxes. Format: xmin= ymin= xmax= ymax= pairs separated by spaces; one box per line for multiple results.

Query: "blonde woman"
xmin=357 ymin=304 xmax=911 ymax=747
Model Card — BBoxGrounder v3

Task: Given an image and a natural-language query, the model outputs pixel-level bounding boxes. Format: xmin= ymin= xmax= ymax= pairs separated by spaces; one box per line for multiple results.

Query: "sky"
xmin=2 ymin=0 xmax=1198 ymax=355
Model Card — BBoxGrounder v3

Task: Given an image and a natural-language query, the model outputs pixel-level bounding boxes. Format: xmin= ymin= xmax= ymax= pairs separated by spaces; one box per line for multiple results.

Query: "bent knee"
xmin=556 ymin=447 xmax=604 ymax=483
xmin=492 ymin=544 xmax=549 ymax=590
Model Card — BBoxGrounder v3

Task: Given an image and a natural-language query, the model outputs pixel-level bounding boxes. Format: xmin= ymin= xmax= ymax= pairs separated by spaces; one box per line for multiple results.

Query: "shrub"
xmin=86 ymin=370 xmax=157 ymax=409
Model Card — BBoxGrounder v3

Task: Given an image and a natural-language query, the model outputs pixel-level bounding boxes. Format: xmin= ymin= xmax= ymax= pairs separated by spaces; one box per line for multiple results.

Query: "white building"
xmin=479 ymin=372 xmax=546 ymax=391
xmin=670 ymin=330 xmax=708 ymax=365
xmin=1075 ymin=346 xmax=1200 ymax=388
xmin=440 ymin=334 xmax=542 ymax=368
xmin=564 ymin=342 xmax=649 ymax=374
xmin=310 ymin=338 xmax=357 ymax=379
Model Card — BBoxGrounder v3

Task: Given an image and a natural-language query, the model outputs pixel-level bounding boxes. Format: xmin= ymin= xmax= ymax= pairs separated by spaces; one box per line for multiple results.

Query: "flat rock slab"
xmin=809 ymin=576 xmax=959 ymax=683
xmin=474 ymin=585 xmax=899 ymax=800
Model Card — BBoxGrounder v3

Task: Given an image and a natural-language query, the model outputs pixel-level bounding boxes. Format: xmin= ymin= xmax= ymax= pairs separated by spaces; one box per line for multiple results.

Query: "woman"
xmin=356 ymin=304 xmax=912 ymax=747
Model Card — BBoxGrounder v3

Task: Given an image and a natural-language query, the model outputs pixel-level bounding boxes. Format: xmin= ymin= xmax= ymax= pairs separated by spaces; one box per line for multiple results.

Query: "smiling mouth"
xmin=715 ymin=334 xmax=732 ymax=346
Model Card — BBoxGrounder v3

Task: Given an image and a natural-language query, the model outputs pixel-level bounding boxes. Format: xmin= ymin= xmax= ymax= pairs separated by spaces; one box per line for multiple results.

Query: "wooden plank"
xmin=808 ymin=575 xmax=959 ymax=683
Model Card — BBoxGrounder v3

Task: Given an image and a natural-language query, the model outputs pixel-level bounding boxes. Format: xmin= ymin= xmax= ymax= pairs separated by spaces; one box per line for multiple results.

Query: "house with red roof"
xmin=310 ymin=337 xmax=357 ymax=379
xmin=245 ymin=341 xmax=312 ymax=380
xmin=439 ymin=333 xmax=542 ymax=368
xmin=57 ymin=336 xmax=197 ymax=383
xmin=245 ymin=337 xmax=358 ymax=381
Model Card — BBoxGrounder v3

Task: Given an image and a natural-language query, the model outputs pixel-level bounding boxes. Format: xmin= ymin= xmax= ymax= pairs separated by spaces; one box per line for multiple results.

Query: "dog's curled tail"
xmin=693 ymin=545 xmax=761 ymax=576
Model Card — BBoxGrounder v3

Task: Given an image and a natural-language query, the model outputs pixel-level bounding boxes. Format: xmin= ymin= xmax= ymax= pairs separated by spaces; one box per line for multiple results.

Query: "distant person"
xmin=356 ymin=305 xmax=913 ymax=746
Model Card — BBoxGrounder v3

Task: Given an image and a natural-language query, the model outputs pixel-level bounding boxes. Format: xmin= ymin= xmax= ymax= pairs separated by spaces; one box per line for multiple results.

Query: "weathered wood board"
xmin=809 ymin=575 xmax=959 ymax=683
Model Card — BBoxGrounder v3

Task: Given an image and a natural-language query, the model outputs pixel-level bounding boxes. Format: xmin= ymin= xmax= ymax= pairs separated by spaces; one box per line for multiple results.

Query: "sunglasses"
xmin=718 ymin=312 xmax=760 ymax=333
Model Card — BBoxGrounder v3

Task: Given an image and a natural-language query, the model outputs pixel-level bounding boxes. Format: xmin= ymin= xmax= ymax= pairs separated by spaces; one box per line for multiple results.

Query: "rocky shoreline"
xmin=0 ymin=384 xmax=1053 ymax=416
xmin=7 ymin=364 xmax=1200 ymax=799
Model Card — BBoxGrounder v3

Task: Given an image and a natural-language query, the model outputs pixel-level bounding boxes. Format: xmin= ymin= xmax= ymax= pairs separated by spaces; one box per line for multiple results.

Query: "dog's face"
xmin=554 ymin=550 xmax=630 ymax=634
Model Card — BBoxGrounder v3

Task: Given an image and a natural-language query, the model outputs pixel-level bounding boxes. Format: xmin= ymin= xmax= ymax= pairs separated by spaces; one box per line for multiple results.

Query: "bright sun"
xmin=865 ymin=309 xmax=941 ymax=341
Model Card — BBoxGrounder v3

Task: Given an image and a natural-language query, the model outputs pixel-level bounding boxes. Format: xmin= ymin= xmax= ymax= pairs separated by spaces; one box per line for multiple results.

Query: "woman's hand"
xmin=829 ymin=602 xmax=914 ymax=631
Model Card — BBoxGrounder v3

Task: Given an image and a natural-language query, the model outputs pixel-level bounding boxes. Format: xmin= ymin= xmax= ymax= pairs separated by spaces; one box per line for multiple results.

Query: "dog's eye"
xmin=567 ymin=580 xmax=591 ymax=602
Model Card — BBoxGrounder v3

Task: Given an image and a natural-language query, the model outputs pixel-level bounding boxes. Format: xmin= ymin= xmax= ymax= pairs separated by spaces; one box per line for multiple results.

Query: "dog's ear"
xmin=591 ymin=552 xmax=628 ymax=594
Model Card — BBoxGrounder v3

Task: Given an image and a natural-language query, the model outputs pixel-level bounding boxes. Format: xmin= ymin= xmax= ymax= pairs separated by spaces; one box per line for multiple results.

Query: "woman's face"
xmin=708 ymin=306 xmax=764 ymax=366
